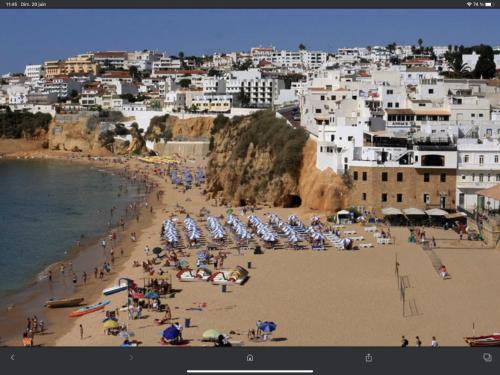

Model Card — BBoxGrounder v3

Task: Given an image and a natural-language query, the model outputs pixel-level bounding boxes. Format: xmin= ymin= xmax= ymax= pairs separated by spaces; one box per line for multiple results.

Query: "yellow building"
xmin=63 ymin=55 xmax=98 ymax=75
xmin=44 ymin=60 xmax=64 ymax=78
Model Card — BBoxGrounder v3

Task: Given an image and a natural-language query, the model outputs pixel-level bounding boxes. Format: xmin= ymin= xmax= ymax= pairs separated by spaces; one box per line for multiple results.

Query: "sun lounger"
xmin=350 ymin=236 xmax=364 ymax=241
xmin=358 ymin=243 xmax=374 ymax=248
xmin=364 ymin=226 xmax=377 ymax=232
xmin=377 ymin=237 xmax=392 ymax=245
xmin=373 ymin=232 xmax=382 ymax=238
xmin=343 ymin=230 xmax=357 ymax=235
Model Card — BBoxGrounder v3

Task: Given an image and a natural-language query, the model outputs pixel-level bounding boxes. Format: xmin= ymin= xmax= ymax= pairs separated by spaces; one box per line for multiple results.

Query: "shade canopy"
xmin=336 ymin=210 xmax=350 ymax=216
xmin=382 ymin=207 xmax=403 ymax=216
xmin=425 ymin=208 xmax=448 ymax=216
xmin=403 ymin=207 xmax=426 ymax=216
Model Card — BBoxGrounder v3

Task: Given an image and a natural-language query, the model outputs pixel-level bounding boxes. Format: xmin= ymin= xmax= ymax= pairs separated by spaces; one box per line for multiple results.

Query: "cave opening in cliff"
xmin=283 ymin=194 xmax=302 ymax=208
xmin=239 ymin=199 xmax=247 ymax=206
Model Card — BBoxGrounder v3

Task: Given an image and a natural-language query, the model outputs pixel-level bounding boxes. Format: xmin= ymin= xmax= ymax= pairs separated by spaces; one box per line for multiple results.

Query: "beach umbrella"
xmin=162 ymin=325 xmax=180 ymax=340
xmin=202 ymin=329 xmax=221 ymax=340
xmin=226 ymin=208 xmax=234 ymax=215
xmin=102 ymin=317 xmax=118 ymax=323
xmin=103 ymin=320 xmax=120 ymax=330
xmin=144 ymin=291 xmax=159 ymax=299
xmin=259 ymin=321 xmax=277 ymax=333
xmin=179 ymin=259 xmax=189 ymax=268
xmin=153 ymin=247 xmax=163 ymax=255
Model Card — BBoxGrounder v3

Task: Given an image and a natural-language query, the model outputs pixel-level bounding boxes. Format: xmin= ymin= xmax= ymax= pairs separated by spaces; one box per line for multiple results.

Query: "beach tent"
xmin=103 ymin=320 xmax=119 ymax=330
xmin=336 ymin=210 xmax=350 ymax=224
xmin=403 ymin=208 xmax=427 ymax=226
xmin=202 ymin=329 xmax=221 ymax=340
xmin=259 ymin=321 xmax=277 ymax=333
xmin=162 ymin=325 xmax=180 ymax=341
xmin=382 ymin=207 xmax=406 ymax=226
xmin=444 ymin=212 xmax=467 ymax=227
xmin=425 ymin=208 xmax=448 ymax=226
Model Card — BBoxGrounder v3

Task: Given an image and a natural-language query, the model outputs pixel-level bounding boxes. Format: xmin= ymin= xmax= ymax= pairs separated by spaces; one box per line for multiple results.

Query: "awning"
xmin=336 ymin=210 xmax=350 ymax=216
xmin=444 ymin=212 xmax=467 ymax=220
xmin=403 ymin=207 xmax=425 ymax=216
xmin=478 ymin=184 xmax=500 ymax=201
xmin=425 ymin=208 xmax=448 ymax=216
xmin=382 ymin=207 xmax=403 ymax=216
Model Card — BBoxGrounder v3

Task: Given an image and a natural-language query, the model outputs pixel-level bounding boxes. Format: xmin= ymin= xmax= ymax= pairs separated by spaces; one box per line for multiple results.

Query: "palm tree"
xmin=447 ymin=54 xmax=471 ymax=76
xmin=417 ymin=38 xmax=423 ymax=50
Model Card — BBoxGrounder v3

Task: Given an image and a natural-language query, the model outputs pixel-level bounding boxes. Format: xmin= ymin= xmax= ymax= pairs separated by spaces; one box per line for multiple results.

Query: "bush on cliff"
xmin=0 ymin=109 xmax=52 ymax=139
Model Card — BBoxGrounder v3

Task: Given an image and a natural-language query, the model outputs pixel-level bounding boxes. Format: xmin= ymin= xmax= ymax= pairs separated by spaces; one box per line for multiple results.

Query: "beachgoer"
xmin=72 ymin=273 xmax=77 ymax=284
xmin=120 ymin=248 xmax=124 ymax=257
xmin=431 ymin=336 xmax=439 ymax=347
xmin=60 ymin=264 xmax=65 ymax=275
xmin=48 ymin=270 xmax=52 ymax=282
xmin=94 ymin=267 xmax=98 ymax=279
xmin=83 ymin=271 xmax=87 ymax=284
xmin=80 ymin=324 xmax=84 ymax=340
xmin=401 ymin=336 xmax=409 ymax=347
xmin=416 ymin=336 xmax=422 ymax=347
xmin=101 ymin=239 xmax=107 ymax=250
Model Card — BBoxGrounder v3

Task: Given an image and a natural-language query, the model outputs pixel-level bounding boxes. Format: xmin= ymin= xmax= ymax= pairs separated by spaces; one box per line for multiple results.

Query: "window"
xmin=397 ymin=172 xmax=403 ymax=182
xmin=362 ymin=193 xmax=367 ymax=201
xmin=387 ymin=89 xmax=393 ymax=95
xmin=362 ymin=172 xmax=367 ymax=181
xmin=423 ymin=193 xmax=430 ymax=204
xmin=348 ymin=136 xmax=353 ymax=141
xmin=330 ymin=134 xmax=335 ymax=141
xmin=381 ymin=193 xmax=388 ymax=202
xmin=479 ymin=155 xmax=484 ymax=165
xmin=424 ymin=173 xmax=430 ymax=182
xmin=464 ymin=155 xmax=469 ymax=163
xmin=479 ymin=174 xmax=484 ymax=182
xmin=396 ymin=194 xmax=403 ymax=203
xmin=387 ymin=102 xmax=393 ymax=108
xmin=315 ymin=108 xmax=321 ymax=113
xmin=428 ymin=89 xmax=434 ymax=94
xmin=320 ymin=95 xmax=325 ymax=100
xmin=440 ymin=173 xmax=446 ymax=182
xmin=381 ymin=172 xmax=388 ymax=181
xmin=495 ymin=155 xmax=499 ymax=163
xmin=353 ymin=171 xmax=358 ymax=180
xmin=395 ymin=102 xmax=399 ymax=108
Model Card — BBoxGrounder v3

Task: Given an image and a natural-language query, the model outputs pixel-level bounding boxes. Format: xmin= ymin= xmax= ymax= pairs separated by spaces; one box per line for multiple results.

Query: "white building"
xmin=24 ymin=64 xmax=43 ymax=80
xmin=457 ymin=138 xmax=500 ymax=211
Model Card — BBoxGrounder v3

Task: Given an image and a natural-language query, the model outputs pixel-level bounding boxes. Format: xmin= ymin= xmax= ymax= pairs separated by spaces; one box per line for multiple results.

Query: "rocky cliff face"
xmin=167 ymin=116 xmax=214 ymax=139
xmin=206 ymin=111 xmax=348 ymax=212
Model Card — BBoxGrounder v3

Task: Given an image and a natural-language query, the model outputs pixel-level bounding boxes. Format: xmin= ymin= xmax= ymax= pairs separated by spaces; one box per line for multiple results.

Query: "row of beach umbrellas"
xmin=162 ymin=219 xmax=179 ymax=245
xmin=248 ymin=215 xmax=277 ymax=243
xmin=207 ymin=216 xmax=225 ymax=240
xmin=227 ymin=215 xmax=252 ymax=241
xmin=184 ymin=217 xmax=201 ymax=242
xmin=269 ymin=214 xmax=301 ymax=244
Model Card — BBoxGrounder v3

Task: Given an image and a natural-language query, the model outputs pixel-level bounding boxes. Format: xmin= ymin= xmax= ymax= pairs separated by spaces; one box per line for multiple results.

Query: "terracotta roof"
xmin=406 ymin=67 xmax=437 ymax=72
xmin=102 ymin=71 xmax=131 ymax=78
xmin=154 ymin=69 xmax=207 ymax=75
xmin=478 ymin=184 xmax=500 ymax=201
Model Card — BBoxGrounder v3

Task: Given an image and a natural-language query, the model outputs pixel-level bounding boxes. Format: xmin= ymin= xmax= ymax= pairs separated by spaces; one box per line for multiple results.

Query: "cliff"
xmin=145 ymin=115 xmax=214 ymax=142
xmin=206 ymin=111 xmax=348 ymax=212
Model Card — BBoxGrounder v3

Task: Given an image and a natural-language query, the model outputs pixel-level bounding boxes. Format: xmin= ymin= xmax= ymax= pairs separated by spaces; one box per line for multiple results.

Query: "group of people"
xmin=22 ymin=315 xmax=44 ymax=346
xmin=401 ymin=335 xmax=439 ymax=347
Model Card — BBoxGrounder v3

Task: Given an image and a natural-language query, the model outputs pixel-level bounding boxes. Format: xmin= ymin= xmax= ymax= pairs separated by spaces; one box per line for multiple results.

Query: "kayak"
xmin=69 ymin=300 xmax=110 ymax=317
xmin=102 ymin=284 xmax=128 ymax=296
xmin=45 ymin=297 xmax=84 ymax=308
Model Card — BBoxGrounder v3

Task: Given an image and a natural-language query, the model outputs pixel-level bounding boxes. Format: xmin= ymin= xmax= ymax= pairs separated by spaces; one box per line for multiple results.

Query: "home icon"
xmin=246 ymin=354 xmax=254 ymax=362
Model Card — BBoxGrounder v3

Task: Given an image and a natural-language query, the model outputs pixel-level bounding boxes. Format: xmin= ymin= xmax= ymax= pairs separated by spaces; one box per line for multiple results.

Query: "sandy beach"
xmin=2 ymin=150 xmax=500 ymax=347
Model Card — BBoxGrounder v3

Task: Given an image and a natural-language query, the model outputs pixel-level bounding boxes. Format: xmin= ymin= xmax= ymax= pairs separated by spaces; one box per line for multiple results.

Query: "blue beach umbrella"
xmin=144 ymin=291 xmax=159 ymax=299
xmin=162 ymin=325 xmax=180 ymax=340
xmin=259 ymin=321 xmax=277 ymax=333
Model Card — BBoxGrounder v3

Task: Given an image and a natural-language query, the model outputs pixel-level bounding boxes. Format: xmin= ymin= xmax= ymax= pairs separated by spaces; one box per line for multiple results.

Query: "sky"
xmin=0 ymin=9 xmax=499 ymax=73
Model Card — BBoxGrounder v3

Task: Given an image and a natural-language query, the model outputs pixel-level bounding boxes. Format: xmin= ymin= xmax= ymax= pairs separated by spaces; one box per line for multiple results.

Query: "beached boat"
xmin=464 ymin=334 xmax=500 ymax=347
xmin=45 ymin=297 xmax=84 ymax=308
xmin=102 ymin=279 xmax=130 ymax=296
xmin=69 ymin=300 xmax=110 ymax=317
xmin=207 ymin=266 xmax=249 ymax=285
xmin=176 ymin=268 xmax=212 ymax=282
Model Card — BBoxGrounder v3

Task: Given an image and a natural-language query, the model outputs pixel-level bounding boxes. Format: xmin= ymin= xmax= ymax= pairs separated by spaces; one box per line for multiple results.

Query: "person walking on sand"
xmin=72 ymin=273 xmax=77 ymax=284
xmin=416 ymin=336 xmax=422 ymax=347
xmin=94 ymin=267 xmax=98 ymax=279
xmin=401 ymin=336 xmax=409 ymax=347
xmin=80 ymin=324 xmax=84 ymax=340
xmin=101 ymin=239 xmax=107 ymax=250
xmin=83 ymin=271 xmax=87 ymax=284
xmin=60 ymin=264 xmax=65 ymax=275
xmin=47 ymin=270 xmax=52 ymax=282
xmin=431 ymin=336 xmax=439 ymax=347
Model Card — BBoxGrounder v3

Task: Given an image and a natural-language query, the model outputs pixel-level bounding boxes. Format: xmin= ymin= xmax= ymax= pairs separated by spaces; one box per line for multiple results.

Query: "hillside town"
xmin=1 ymin=42 xmax=500 ymax=218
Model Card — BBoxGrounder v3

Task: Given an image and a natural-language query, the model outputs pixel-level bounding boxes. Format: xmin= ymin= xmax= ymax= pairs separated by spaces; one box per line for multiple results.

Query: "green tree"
xmin=474 ymin=55 xmax=496 ymax=79
xmin=179 ymin=78 xmax=191 ymax=88
xmin=129 ymin=66 xmax=142 ymax=82
xmin=299 ymin=43 xmax=306 ymax=51
xmin=178 ymin=51 xmax=185 ymax=69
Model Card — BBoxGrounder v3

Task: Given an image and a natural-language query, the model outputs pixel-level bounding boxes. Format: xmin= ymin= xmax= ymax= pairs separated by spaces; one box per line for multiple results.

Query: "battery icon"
xmin=485 ymin=2 xmax=492 ymax=5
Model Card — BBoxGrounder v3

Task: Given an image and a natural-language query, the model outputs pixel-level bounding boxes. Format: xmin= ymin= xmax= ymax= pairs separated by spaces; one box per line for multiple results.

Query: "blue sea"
xmin=0 ymin=159 xmax=140 ymax=300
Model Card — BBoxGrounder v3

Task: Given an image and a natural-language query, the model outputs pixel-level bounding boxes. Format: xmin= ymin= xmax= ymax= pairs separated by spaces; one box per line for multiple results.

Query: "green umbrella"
xmin=226 ymin=208 xmax=234 ymax=215
xmin=202 ymin=329 xmax=221 ymax=340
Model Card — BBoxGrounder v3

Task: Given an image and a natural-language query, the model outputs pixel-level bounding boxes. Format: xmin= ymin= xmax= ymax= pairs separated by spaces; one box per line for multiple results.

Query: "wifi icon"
xmin=466 ymin=1 xmax=472 ymax=5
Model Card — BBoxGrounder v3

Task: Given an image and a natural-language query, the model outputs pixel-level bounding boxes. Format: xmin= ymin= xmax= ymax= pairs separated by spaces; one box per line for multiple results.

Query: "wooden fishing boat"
xmin=464 ymin=334 xmax=500 ymax=347
xmin=69 ymin=300 xmax=110 ymax=317
xmin=45 ymin=297 xmax=84 ymax=308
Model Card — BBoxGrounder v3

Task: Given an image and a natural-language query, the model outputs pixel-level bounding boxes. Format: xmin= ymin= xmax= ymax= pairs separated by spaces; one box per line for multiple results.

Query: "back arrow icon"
xmin=129 ymin=354 xmax=133 ymax=361
xmin=10 ymin=354 xmax=15 ymax=361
